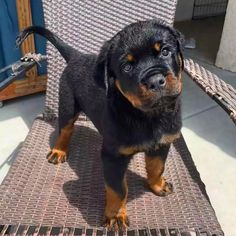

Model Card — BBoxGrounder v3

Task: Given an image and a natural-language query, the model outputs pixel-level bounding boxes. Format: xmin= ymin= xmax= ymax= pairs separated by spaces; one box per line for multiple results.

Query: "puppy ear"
xmin=178 ymin=50 xmax=184 ymax=71
xmin=175 ymin=29 xmax=185 ymax=71
xmin=94 ymin=40 xmax=114 ymax=96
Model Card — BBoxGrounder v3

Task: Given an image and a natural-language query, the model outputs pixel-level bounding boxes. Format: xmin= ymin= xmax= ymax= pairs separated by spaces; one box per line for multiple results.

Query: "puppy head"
xmin=94 ymin=20 xmax=184 ymax=112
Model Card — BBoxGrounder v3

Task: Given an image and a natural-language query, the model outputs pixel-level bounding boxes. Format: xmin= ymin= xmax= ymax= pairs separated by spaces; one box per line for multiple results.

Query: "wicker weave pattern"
xmin=42 ymin=0 xmax=177 ymax=119
xmin=0 ymin=1 xmax=226 ymax=234
xmin=184 ymin=59 xmax=236 ymax=124
xmin=0 ymin=117 xmax=223 ymax=234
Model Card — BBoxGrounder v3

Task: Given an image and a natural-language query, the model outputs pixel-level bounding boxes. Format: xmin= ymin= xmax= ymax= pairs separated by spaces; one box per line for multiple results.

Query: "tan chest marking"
xmin=118 ymin=133 xmax=180 ymax=156
xmin=159 ymin=132 xmax=180 ymax=145
xmin=118 ymin=146 xmax=140 ymax=156
xmin=118 ymin=142 xmax=153 ymax=156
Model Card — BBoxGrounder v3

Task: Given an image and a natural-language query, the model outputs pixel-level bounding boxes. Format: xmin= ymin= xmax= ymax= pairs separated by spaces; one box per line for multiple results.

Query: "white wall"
xmin=216 ymin=0 xmax=236 ymax=72
xmin=175 ymin=0 xmax=194 ymax=22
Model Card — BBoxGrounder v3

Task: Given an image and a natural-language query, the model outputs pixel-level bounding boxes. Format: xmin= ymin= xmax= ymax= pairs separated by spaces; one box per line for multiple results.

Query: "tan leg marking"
xmin=47 ymin=116 xmax=78 ymax=164
xmin=145 ymin=155 xmax=173 ymax=196
xmin=104 ymin=178 xmax=129 ymax=230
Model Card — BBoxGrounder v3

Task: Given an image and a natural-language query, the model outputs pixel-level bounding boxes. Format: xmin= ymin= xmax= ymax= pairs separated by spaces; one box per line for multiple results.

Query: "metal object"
xmin=0 ymin=53 xmax=47 ymax=92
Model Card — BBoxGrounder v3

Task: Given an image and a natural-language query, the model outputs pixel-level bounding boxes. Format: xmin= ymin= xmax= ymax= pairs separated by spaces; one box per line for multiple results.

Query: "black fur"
xmin=16 ymin=26 xmax=74 ymax=63
xmin=102 ymin=147 xmax=131 ymax=199
xmin=17 ymin=20 xmax=184 ymax=225
xmin=146 ymin=144 xmax=170 ymax=160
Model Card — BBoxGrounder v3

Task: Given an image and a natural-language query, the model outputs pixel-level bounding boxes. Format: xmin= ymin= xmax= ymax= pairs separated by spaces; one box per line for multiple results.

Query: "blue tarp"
xmin=0 ymin=0 xmax=46 ymax=82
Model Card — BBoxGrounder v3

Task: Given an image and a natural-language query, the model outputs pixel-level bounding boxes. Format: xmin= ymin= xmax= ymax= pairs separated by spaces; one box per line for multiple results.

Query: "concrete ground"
xmin=175 ymin=17 xmax=236 ymax=236
xmin=1 ymin=17 xmax=236 ymax=235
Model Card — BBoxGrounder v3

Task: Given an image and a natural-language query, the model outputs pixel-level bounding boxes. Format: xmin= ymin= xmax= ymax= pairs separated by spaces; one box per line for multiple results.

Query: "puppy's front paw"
xmin=149 ymin=177 xmax=173 ymax=197
xmin=103 ymin=214 xmax=129 ymax=231
xmin=46 ymin=149 xmax=67 ymax=164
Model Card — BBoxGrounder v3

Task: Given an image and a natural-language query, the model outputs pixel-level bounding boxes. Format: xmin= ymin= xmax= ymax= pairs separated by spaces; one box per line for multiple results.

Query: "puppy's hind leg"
xmin=47 ymin=79 xmax=80 ymax=164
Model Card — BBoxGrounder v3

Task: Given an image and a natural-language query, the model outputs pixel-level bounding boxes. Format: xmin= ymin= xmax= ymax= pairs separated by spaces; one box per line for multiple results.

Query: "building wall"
xmin=175 ymin=0 xmax=194 ymax=22
xmin=216 ymin=0 xmax=236 ymax=72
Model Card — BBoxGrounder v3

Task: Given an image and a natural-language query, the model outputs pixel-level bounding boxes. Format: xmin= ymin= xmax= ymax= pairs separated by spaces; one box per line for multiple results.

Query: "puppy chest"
xmin=118 ymin=132 xmax=180 ymax=156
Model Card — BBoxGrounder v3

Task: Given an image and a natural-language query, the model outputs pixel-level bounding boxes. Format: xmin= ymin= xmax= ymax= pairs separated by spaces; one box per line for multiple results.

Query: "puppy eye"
xmin=161 ymin=48 xmax=171 ymax=58
xmin=122 ymin=63 xmax=133 ymax=72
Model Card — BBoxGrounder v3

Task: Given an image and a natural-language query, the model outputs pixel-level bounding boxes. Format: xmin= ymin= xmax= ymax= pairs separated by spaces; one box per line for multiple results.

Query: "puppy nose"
xmin=141 ymin=74 xmax=166 ymax=91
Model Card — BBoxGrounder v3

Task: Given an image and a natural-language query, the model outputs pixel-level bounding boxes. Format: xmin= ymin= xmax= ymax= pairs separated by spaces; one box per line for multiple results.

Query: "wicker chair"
xmin=0 ymin=0 xmax=235 ymax=235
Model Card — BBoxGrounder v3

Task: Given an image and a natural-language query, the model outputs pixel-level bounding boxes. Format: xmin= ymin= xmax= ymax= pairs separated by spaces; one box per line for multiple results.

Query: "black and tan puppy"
xmin=17 ymin=20 xmax=184 ymax=230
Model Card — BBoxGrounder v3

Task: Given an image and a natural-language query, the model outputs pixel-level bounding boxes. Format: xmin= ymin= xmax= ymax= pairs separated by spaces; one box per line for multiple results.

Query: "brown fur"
xmin=159 ymin=132 xmax=180 ymax=145
xmin=154 ymin=42 xmax=161 ymax=52
xmin=115 ymin=80 xmax=156 ymax=108
xmin=126 ymin=54 xmax=134 ymax=62
xmin=47 ymin=115 xmax=78 ymax=164
xmin=145 ymin=155 xmax=173 ymax=196
xmin=104 ymin=179 xmax=129 ymax=230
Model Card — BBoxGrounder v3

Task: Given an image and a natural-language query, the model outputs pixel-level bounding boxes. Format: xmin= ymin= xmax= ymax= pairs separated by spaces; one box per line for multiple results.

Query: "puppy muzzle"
xmin=140 ymin=67 xmax=167 ymax=92
xmin=141 ymin=74 xmax=166 ymax=91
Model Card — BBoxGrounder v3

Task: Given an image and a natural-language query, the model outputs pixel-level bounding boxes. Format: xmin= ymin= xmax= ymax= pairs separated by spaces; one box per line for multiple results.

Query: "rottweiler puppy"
xmin=17 ymin=20 xmax=184 ymax=230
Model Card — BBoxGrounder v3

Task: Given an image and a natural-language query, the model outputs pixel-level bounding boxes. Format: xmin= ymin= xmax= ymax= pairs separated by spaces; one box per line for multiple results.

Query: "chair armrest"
xmin=184 ymin=59 xmax=236 ymax=125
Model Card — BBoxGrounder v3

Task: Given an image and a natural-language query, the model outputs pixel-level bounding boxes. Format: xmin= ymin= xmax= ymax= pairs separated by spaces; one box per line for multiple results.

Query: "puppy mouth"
xmin=115 ymin=79 xmax=180 ymax=112
xmin=152 ymin=94 xmax=180 ymax=106
xmin=138 ymin=95 xmax=180 ymax=112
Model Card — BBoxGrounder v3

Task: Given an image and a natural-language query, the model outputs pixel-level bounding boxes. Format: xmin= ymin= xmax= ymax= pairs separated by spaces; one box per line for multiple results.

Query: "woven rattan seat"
xmin=0 ymin=118 xmax=223 ymax=235
xmin=1 ymin=0 xmax=235 ymax=235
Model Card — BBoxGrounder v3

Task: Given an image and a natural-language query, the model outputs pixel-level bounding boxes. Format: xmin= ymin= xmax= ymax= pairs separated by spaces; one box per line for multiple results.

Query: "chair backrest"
xmin=42 ymin=0 xmax=178 ymax=119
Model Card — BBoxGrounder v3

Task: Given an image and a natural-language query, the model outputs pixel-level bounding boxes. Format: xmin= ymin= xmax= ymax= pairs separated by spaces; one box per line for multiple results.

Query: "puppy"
xmin=17 ymin=20 xmax=184 ymax=230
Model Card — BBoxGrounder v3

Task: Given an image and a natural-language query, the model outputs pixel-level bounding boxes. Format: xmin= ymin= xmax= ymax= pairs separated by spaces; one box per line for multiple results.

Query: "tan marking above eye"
xmin=126 ymin=54 xmax=134 ymax=62
xmin=154 ymin=42 xmax=161 ymax=52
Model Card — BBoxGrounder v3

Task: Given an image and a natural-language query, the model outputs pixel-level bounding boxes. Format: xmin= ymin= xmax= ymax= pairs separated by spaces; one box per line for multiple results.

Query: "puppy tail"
xmin=16 ymin=26 xmax=74 ymax=63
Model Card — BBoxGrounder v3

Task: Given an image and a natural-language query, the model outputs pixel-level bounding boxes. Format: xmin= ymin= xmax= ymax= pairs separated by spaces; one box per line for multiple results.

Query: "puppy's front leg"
xmin=47 ymin=115 xmax=78 ymax=164
xmin=101 ymin=147 xmax=130 ymax=231
xmin=145 ymin=145 xmax=173 ymax=196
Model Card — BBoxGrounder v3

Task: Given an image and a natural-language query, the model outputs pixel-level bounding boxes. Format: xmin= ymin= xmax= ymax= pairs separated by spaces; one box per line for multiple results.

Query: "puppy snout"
xmin=141 ymin=74 xmax=166 ymax=91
